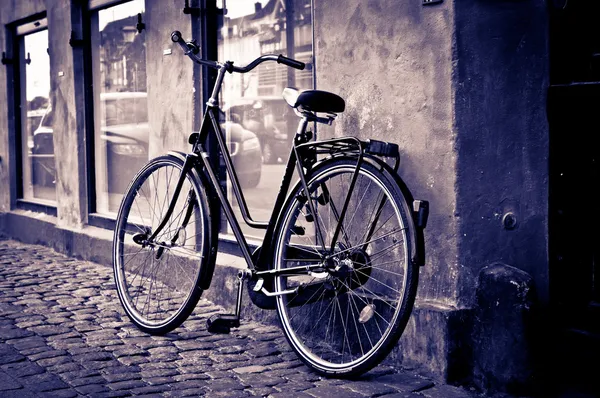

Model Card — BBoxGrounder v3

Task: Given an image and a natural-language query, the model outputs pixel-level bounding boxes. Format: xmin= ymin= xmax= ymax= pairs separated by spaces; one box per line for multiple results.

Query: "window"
xmin=17 ymin=18 xmax=55 ymax=204
xmin=217 ymin=0 xmax=314 ymax=240
xmin=90 ymin=0 xmax=147 ymax=215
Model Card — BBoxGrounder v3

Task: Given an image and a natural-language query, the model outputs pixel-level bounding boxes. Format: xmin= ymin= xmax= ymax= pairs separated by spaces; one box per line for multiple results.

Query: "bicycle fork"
xmin=133 ymin=154 xmax=197 ymax=250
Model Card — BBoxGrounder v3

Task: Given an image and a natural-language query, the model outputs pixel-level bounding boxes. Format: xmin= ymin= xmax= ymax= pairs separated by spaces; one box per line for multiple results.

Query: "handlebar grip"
xmin=171 ymin=30 xmax=183 ymax=43
xmin=277 ymin=55 xmax=305 ymax=70
xmin=171 ymin=30 xmax=200 ymax=55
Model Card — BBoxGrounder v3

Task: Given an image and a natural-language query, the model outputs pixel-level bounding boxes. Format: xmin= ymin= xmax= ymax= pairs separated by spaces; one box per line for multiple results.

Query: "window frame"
xmin=85 ymin=0 xmax=147 ymax=229
xmin=8 ymin=13 xmax=57 ymax=215
xmin=89 ymin=0 xmax=133 ymax=12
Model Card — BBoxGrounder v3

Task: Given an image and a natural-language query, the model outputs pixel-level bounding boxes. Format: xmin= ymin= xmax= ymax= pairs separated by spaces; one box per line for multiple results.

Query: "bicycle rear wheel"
xmin=273 ymin=157 xmax=418 ymax=377
xmin=113 ymin=155 xmax=211 ymax=335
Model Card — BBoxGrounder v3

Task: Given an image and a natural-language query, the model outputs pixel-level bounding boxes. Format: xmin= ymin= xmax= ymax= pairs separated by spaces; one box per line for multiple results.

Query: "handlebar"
xmin=171 ymin=30 xmax=305 ymax=73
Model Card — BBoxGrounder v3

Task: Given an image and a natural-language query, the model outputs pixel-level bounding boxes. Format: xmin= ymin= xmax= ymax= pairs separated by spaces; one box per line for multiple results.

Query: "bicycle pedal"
xmin=291 ymin=226 xmax=305 ymax=235
xmin=206 ymin=313 xmax=240 ymax=334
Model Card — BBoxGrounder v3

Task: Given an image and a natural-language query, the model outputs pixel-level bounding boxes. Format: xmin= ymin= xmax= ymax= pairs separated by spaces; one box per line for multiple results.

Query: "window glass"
xmin=218 ymin=0 xmax=314 ymax=239
xmin=20 ymin=27 xmax=55 ymax=203
xmin=90 ymin=0 xmax=147 ymax=215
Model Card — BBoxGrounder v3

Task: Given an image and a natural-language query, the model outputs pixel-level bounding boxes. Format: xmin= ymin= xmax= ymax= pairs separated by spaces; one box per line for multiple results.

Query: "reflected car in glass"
xmin=100 ymin=92 xmax=149 ymax=194
xmin=30 ymin=92 xmax=263 ymax=195
xmin=222 ymin=121 xmax=262 ymax=188
xmin=224 ymin=97 xmax=293 ymax=164
xmin=102 ymin=92 xmax=262 ymax=191
xmin=30 ymin=107 xmax=55 ymax=188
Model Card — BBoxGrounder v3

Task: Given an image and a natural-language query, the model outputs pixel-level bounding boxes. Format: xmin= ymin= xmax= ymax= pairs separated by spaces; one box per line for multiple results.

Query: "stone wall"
xmin=313 ymin=0 xmax=549 ymax=388
xmin=454 ymin=0 xmax=549 ymax=304
xmin=314 ymin=0 xmax=460 ymax=308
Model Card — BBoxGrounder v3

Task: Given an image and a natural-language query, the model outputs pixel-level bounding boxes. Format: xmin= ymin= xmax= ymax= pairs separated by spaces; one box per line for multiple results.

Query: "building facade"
xmin=2 ymin=0 xmax=595 ymax=394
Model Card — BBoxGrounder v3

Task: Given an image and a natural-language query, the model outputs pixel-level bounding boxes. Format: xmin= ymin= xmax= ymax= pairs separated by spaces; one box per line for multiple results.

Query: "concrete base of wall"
xmin=0 ymin=210 xmax=471 ymax=383
xmin=471 ymin=263 xmax=537 ymax=395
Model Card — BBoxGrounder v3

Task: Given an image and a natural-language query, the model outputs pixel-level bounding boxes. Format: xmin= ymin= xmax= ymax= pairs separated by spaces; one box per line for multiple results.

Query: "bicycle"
xmin=112 ymin=30 xmax=429 ymax=377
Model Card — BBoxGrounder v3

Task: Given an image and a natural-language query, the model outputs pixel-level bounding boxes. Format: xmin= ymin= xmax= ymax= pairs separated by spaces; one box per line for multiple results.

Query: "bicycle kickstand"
xmin=206 ymin=269 xmax=251 ymax=334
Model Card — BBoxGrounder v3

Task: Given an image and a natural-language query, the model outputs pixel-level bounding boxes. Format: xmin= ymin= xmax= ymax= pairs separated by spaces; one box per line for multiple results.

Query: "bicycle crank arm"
xmin=255 ymin=263 xmax=325 ymax=277
xmin=253 ymin=278 xmax=337 ymax=308
xmin=253 ymin=278 xmax=298 ymax=297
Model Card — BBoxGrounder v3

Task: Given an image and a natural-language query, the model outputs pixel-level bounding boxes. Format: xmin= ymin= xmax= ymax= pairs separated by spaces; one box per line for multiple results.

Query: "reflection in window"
xmin=90 ymin=0 xmax=147 ymax=215
xmin=218 ymin=0 xmax=314 ymax=239
xmin=20 ymin=26 xmax=55 ymax=203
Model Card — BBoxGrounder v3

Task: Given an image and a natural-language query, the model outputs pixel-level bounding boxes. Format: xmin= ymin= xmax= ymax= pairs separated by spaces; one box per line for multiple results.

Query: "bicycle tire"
xmin=113 ymin=155 xmax=212 ymax=335
xmin=273 ymin=156 xmax=418 ymax=377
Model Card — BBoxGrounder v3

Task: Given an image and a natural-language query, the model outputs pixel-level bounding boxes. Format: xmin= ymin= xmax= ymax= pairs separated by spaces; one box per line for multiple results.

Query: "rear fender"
xmin=363 ymin=155 xmax=427 ymax=267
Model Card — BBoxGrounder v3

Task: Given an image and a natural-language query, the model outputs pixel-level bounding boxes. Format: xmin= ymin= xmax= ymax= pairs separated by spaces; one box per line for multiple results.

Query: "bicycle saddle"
xmin=283 ymin=87 xmax=345 ymax=113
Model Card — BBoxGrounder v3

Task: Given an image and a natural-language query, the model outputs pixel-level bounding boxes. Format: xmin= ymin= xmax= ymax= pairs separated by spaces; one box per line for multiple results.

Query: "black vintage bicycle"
xmin=112 ymin=30 xmax=429 ymax=377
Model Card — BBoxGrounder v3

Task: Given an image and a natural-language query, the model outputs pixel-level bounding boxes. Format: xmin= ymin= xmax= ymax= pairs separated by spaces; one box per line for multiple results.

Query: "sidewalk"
xmin=0 ymin=237 xmax=481 ymax=398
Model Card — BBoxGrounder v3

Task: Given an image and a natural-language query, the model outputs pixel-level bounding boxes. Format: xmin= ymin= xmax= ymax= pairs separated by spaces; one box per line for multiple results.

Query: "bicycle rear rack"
xmin=295 ymin=137 xmax=401 ymax=171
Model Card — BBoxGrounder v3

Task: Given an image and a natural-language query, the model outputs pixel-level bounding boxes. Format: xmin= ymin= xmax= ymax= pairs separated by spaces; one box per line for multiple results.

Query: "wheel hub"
xmin=133 ymin=226 xmax=187 ymax=260
xmin=155 ymin=244 xmax=165 ymax=259
xmin=331 ymin=257 xmax=355 ymax=278
xmin=348 ymin=249 xmax=372 ymax=288
xmin=132 ymin=227 xmax=152 ymax=247
xmin=327 ymin=247 xmax=372 ymax=291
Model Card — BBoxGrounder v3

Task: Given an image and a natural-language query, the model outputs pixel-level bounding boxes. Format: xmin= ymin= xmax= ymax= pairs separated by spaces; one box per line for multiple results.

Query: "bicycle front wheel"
xmin=273 ymin=157 xmax=418 ymax=377
xmin=113 ymin=155 xmax=212 ymax=335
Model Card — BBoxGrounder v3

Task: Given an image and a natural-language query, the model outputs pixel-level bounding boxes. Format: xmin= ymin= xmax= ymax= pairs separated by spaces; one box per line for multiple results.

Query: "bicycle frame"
xmin=147 ymin=56 xmax=406 ymax=282
xmin=114 ymin=31 xmax=430 ymax=356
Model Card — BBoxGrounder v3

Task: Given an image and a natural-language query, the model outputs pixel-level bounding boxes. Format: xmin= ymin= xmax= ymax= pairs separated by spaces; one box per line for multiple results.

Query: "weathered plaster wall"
xmin=48 ymin=1 xmax=86 ymax=229
xmin=145 ymin=1 xmax=195 ymax=158
xmin=454 ymin=0 xmax=549 ymax=305
xmin=314 ymin=0 xmax=460 ymax=307
xmin=0 ymin=0 xmax=46 ymax=214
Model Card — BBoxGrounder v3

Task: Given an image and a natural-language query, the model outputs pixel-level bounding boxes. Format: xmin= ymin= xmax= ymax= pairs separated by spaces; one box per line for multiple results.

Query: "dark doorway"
xmin=548 ymin=84 xmax=600 ymax=331
xmin=548 ymin=1 xmax=600 ymax=393
xmin=549 ymin=0 xmax=600 ymax=335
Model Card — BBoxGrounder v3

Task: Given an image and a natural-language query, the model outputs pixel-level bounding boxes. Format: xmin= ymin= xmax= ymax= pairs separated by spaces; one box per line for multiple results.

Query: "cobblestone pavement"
xmin=0 ymin=237 xmax=481 ymax=397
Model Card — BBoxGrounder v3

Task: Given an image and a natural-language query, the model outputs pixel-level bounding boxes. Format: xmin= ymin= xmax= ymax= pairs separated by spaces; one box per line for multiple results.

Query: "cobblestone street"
xmin=0 ymin=237 xmax=479 ymax=397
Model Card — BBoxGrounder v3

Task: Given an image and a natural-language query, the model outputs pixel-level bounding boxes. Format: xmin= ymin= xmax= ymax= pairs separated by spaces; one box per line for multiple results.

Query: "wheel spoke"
xmin=353 ymin=268 xmax=403 ymax=295
xmin=349 ymin=292 xmax=373 ymax=351
xmin=335 ymin=293 xmax=352 ymax=362
xmin=335 ymin=278 xmax=393 ymax=325
xmin=127 ymin=249 xmax=153 ymax=292
xmin=344 ymin=177 xmax=373 ymax=236
xmin=331 ymin=227 xmax=406 ymax=259
xmin=368 ymin=239 xmax=406 ymax=262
